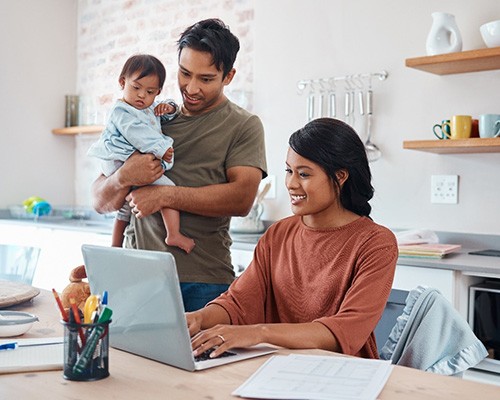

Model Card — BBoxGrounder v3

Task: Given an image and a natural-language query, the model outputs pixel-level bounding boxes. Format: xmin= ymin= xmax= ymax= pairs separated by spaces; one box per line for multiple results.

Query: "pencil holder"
xmin=62 ymin=319 xmax=110 ymax=381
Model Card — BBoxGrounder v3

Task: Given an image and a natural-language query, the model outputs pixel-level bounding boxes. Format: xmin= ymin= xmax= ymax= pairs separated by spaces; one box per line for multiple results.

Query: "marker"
xmin=0 ymin=342 xmax=17 ymax=351
xmin=73 ymin=306 xmax=112 ymax=374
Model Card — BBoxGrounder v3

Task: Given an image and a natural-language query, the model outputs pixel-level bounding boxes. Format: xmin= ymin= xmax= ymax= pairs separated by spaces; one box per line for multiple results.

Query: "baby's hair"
xmin=119 ymin=54 xmax=166 ymax=89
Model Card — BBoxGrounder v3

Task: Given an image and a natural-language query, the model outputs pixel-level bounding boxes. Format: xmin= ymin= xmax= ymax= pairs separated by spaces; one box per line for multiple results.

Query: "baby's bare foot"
xmin=166 ymin=234 xmax=195 ymax=254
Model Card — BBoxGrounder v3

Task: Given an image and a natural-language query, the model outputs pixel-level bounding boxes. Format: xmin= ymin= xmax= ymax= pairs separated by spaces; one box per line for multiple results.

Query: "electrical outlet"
xmin=259 ymin=175 xmax=276 ymax=199
xmin=431 ymin=175 xmax=458 ymax=204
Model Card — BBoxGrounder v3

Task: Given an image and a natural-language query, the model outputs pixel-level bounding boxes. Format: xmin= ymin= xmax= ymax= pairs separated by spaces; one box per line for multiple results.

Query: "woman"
xmin=187 ymin=118 xmax=398 ymax=359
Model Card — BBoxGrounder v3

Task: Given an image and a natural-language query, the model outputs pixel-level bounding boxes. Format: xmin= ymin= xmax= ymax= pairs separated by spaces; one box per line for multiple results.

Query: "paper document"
xmin=0 ymin=337 xmax=64 ymax=374
xmin=233 ymin=354 xmax=393 ymax=400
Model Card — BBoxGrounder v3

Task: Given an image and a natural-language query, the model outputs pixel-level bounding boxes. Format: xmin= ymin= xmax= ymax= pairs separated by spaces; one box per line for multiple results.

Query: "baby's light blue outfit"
xmin=88 ymin=99 xmax=178 ymax=221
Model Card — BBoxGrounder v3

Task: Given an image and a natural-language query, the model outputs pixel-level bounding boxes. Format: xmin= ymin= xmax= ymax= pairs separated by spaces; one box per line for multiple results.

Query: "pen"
xmin=101 ymin=290 xmax=108 ymax=306
xmin=0 ymin=342 xmax=17 ymax=351
xmin=51 ymin=288 xmax=68 ymax=322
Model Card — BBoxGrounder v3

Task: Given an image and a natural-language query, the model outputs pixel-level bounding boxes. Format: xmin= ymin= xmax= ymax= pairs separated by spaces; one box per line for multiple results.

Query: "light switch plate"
xmin=431 ymin=175 xmax=458 ymax=204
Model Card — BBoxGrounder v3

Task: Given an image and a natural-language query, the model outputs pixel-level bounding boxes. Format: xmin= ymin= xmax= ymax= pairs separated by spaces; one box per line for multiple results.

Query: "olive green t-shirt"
xmin=124 ymin=99 xmax=267 ymax=284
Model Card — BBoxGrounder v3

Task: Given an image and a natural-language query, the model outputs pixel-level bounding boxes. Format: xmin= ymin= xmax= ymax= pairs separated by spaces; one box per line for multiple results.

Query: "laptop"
xmin=81 ymin=244 xmax=276 ymax=371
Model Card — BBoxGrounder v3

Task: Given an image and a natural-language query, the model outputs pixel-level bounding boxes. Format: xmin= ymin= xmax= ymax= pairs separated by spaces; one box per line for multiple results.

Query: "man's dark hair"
xmin=177 ymin=18 xmax=240 ymax=78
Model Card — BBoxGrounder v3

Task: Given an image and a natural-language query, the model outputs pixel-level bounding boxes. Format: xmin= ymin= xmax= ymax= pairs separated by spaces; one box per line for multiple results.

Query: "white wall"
xmin=1 ymin=1 xmax=499 ymax=236
xmin=0 ymin=1 xmax=77 ymax=207
xmin=254 ymin=0 xmax=500 ymax=235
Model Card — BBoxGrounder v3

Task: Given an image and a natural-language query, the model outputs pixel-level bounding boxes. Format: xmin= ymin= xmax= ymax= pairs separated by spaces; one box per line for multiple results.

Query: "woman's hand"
xmin=186 ymin=311 xmax=204 ymax=337
xmin=191 ymin=324 xmax=263 ymax=358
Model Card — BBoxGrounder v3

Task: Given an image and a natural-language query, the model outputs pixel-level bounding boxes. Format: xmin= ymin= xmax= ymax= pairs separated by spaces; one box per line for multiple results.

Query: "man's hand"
xmin=126 ymin=185 xmax=168 ymax=218
xmin=91 ymin=151 xmax=165 ymax=213
xmin=119 ymin=152 xmax=164 ymax=187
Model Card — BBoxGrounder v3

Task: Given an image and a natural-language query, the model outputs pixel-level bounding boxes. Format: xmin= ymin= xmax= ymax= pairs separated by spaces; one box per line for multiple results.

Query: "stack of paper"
xmin=0 ymin=337 xmax=63 ymax=374
xmin=398 ymin=243 xmax=462 ymax=259
xmin=233 ymin=354 xmax=393 ymax=400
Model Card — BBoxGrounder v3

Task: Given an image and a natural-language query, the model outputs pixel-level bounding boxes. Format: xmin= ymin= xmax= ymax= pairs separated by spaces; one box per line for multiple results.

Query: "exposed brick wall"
xmin=74 ymin=0 xmax=255 ymax=206
xmin=77 ymin=0 xmax=254 ymax=116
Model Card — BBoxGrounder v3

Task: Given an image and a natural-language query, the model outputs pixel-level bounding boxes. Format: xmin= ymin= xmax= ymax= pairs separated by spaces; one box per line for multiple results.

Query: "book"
xmin=398 ymin=243 xmax=461 ymax=259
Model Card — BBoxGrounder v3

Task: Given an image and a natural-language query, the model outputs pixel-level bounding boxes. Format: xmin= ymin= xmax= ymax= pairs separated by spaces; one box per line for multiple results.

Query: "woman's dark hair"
xmin=289 ymin=118 xmax=374 ymax=217
xmin=119 ymin=54 xmax=166 ymax=89
xmin=177 ymin=18 xmax=240 ymax=78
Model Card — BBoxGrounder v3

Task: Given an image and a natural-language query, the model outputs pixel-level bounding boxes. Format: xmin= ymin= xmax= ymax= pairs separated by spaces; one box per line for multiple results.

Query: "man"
xmin=91 ymin=19 xmax=267 ymax=311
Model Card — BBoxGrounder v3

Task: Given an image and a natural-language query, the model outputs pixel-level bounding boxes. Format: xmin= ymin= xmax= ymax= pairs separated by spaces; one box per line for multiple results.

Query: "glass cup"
xmin=62 ymin=319 xmax=110 ymax=381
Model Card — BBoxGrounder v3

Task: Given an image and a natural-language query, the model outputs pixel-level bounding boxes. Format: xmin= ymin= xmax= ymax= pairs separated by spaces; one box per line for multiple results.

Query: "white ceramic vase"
xmin=426 ymin=12 xmax=462 ymax=56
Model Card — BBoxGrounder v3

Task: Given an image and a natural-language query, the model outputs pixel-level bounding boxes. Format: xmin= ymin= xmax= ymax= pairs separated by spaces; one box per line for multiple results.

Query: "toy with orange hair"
xmin=61 ymin=265 xmax=90 ymax=313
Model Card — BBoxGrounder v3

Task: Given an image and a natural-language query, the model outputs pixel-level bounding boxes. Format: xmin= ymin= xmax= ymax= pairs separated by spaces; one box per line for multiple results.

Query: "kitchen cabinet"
xmin=393 ymin=264 xmax=456 ymax=304
xmin=0 ymin=221 xmax=111 ymax=292
xmin=404 ymin=47 xmax=500 ymax=154
xmin=230 ymin=247 xmax=254 ymax=276
xmin=392 ymin=263 xmax=484 ymax=319
xmin=52 ymin=125 xmax=104 ymax=135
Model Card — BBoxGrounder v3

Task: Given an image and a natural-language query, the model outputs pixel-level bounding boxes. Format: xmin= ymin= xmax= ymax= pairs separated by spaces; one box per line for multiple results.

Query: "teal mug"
xmin=479 ymin=114 xmax=500 ymax=138
xmin=433 ymin=119 xmax=451 ymax=140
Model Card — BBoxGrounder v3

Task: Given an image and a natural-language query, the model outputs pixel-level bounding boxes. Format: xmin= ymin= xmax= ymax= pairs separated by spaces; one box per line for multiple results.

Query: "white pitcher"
xmin=426 ymin=12 xmax=462 ymax=56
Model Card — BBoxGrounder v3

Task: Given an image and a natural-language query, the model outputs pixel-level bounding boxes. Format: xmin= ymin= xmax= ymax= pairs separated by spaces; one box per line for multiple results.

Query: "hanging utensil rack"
xmin=297 ymin=70 xmax=388 ymax=162
xmin=297 ymin=70 xmax=388 ymax=95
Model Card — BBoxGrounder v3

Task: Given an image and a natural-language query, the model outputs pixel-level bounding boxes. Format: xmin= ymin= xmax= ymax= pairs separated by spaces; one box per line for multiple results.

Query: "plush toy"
xmin=61 ymin=265 xmax=90 ymax=313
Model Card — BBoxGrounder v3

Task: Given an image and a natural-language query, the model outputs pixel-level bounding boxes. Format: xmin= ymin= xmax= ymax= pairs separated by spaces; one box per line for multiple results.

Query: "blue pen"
xmin=0 ymin=342 xmax=18 ymax=351
xmin=101 ymin=290 xmax=108 ymax=306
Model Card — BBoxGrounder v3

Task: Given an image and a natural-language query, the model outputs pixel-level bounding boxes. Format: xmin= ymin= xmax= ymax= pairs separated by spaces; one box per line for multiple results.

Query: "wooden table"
xmin=1 ymin=290 xmax=499 ymax=399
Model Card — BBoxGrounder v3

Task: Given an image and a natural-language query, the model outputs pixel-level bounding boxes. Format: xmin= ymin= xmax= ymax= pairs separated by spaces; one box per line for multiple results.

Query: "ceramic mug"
xmin=433 ymin=119 xmax=451 ymax=140
xmin=479 ymin=114 xmax=500 ymax=138
xmin=470 ymin=118 xmax=479 ymax=138
xmin=442 ymin=115 xmax=472 ymax=139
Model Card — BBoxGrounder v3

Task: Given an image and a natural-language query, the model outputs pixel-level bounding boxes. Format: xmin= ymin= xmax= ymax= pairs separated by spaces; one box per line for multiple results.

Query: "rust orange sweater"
xmin=211 ymin=215 xmax=398 ymax=358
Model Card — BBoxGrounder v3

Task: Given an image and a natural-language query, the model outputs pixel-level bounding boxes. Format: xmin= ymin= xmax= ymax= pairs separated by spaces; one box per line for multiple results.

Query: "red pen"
xmin=51 ymin=288 xmax=68 ymax=322
xmin=69 ymin=297 xmax=86 ymax=346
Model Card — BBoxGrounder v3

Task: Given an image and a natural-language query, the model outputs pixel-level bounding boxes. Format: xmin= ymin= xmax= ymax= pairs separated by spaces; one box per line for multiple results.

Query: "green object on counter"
xmin=22 ymin=196 xmax=52 ymax=216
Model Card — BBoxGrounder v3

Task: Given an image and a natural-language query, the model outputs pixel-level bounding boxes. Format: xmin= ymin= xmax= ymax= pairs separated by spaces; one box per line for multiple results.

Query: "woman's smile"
xmin=290 ymin=194 xmax=306 ymax=205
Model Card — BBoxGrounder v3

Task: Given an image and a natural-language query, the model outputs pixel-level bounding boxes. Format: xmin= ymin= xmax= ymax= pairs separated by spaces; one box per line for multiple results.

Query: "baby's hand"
xmin=163 ymin=147 xmax=174 ymax=163
xmin=154 ymin=102 xmax=176 ymax=116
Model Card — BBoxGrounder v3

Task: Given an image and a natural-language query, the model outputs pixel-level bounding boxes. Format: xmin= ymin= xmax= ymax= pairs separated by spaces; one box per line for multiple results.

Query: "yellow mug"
xmin=442 ymin=115 xmax=472 ymax=139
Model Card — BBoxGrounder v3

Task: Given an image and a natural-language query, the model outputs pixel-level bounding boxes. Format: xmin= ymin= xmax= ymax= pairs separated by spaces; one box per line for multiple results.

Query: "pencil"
xmin=69 ymin=297 xmax=86 ymax=346
xmin=51 ymin=288 xmax=68 ymax=322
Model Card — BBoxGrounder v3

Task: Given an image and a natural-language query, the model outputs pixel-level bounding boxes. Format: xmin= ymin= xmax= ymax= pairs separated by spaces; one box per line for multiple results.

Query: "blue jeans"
xmin=180 ymin=282 xmax=230 ymax=312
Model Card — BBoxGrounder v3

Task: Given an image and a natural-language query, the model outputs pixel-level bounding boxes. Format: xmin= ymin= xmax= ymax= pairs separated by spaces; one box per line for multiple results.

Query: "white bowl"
xmin=480 ymin=20 xmax=500 ymax=48
xmin=0 ymin=311 xmax=38 ymax=337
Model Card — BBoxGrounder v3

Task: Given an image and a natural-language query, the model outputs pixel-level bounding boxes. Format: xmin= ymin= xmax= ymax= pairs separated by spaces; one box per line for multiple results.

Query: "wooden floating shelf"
xmin=403 ymin=137 xmax=500 ymax=154
xmin=52 ymin=125 xmax=104 ymax=135
xmin=405 ymin=47 xmax=500 ymax=75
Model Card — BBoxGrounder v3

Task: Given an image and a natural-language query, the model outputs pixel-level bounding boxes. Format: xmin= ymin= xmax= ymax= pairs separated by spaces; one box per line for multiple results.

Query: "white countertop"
xmin=231 ymin=229 xmax=500 ymax=277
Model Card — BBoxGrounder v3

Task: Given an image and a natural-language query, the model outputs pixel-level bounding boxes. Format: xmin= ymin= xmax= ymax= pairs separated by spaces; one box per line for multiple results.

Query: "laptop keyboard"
xmin=194 ymin=349 xmax=237 ymax=362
